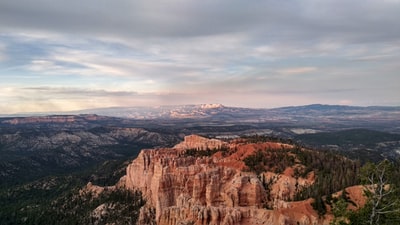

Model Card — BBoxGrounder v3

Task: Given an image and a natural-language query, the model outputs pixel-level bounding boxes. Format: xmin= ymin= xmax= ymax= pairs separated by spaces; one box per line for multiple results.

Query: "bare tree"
xmin=360 ymin=160 xmax=400 ymax=225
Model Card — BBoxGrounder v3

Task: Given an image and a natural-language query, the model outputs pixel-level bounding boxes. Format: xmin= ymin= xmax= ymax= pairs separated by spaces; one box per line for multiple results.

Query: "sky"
xmin=0 ymin=0 xmax=399 ymax=114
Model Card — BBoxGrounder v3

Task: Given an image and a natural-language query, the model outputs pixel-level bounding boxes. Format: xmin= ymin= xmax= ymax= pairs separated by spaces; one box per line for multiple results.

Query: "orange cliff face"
xmin=173 ymin=134 xmax=226 ymax=150
xmin=117 ymin=135 xmax=329 ymax=225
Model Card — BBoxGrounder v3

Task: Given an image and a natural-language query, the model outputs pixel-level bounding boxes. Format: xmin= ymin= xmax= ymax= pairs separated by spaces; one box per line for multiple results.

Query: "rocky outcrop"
xmin=263 ymin=168 xmax=315 ymax=206
xmin=80 ymin=182 xmax=116 ymax=198
xmin=122 ymin=148 xmax=268 ymax=224
xmin=119 ymin=136 xmax=328 ymax=225
xmin=173 ymin=134 xmax=226 ymax=150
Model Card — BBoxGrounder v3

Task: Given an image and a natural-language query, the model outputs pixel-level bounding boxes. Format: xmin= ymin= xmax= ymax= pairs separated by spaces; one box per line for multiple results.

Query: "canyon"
xmin=84 ymin=135 xmax=364 ymax=225
xmin=0 ymin=106 xmax=398 ymax=224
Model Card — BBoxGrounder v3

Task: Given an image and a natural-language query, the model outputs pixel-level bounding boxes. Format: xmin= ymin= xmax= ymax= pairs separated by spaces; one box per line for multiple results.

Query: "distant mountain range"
xmin=2 ymin=104 xmax=400 ymax=133
xmin=3 ymin=104 xmax=400 ymax=119
xmin=75 ymin=104 xmax=400 ymax=120
xmin=72 ymin=104 xmax=400 ymax=133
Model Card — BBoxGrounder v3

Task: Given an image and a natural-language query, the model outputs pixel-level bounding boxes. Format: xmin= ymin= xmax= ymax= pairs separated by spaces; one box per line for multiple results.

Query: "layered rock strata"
xmin=118 ymin=135 xmax=326 ymax=225
xmin=173 ymin=134 xmax=226 ymax=150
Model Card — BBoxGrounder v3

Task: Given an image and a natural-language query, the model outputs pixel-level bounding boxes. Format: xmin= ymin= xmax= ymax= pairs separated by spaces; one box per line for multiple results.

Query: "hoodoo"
xmin=117 ymin=135 xmax=333 ymax=225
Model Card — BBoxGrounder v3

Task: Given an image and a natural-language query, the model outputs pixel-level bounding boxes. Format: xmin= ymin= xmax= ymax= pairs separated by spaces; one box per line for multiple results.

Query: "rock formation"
xmin=173 ymin=134 xmax=226 ymax=150
xmin=118 ymin=135 xmax=331 ymax=225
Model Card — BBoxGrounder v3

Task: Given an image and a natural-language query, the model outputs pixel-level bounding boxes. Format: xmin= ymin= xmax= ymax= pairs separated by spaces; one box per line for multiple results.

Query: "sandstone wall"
xmin=119 ymin=136 xmax=328 ymax=225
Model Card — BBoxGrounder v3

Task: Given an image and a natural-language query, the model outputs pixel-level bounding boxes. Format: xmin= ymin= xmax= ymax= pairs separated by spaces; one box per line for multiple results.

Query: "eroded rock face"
xmin=119 ymin=136 xmax=327 ymax=225
xmin=173 ymin=135 xmax=226 ymax=150
xmin=123 ymin=148 xmax=263 ymax=220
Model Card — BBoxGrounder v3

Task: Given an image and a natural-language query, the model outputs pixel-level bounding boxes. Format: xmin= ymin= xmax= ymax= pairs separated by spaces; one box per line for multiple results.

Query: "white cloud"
xmin=277 ymin=67 xmax=318 ymax=75
xmin=27 ymin=60 xmax=63 ymax=72
xmin=0 ymin=42 xmax=7 ymax=61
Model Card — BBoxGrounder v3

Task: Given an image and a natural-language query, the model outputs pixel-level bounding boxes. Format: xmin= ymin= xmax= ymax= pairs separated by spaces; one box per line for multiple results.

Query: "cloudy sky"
xmin=0 ymin=0 xmax=399 ymax=113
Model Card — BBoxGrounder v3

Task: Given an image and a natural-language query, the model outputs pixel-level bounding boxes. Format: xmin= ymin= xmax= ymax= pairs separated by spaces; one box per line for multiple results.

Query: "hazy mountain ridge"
xmin=4 ymin=104 xmax=399 ymax=121
xmin=74 ymin=104 xmax=400 ymax=133
xmin=77 ymin=104 xmax=400 ymax=119
xmin=2 ymin=104 xmax=399 ymax=133
xmin=75 ymin=104 xmax=259 ymax=120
